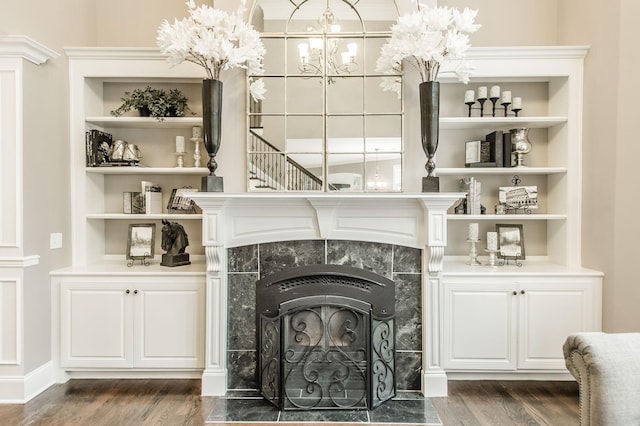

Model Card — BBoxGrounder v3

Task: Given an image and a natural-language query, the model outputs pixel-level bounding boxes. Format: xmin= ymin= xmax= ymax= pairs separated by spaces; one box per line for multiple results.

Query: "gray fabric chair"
xmin=563 ymin=332 xmax=640 ymax=426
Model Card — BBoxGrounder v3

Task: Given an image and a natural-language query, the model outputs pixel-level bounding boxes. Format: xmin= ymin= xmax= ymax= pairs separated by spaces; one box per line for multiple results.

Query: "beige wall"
xmin=611 ymin=0 xmax=640 ymax=331
xmin=1 ymin=0 xmax=638 ymax=374
xmin=557 ymin=0 xmax=640 ymax=331
xmin=441 ymin=0 xmax=559 ymax=47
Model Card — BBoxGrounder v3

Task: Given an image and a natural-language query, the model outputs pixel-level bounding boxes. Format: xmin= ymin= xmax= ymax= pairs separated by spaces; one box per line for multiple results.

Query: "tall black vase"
xmin=419 ymin=81 xmax=440 ymax=192
xmin=202 ymin=79 xmax=224 ymax=192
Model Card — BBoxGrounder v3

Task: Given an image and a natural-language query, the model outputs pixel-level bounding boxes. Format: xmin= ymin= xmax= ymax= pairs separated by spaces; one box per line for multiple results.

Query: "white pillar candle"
xmin=490 ymin=85 xmax=500 ymax=98
xmin=502 ymin=90 xmax=512 ymax=104
xmin=477 ymin=86 xmax=487 ymax=99
xmin=487 ymin=231 xmax=498 ymax=250
xmin=512 ymin=97 xmax=522 ymax=109
xmin=464 ymin=90 xmax=475 ymax=103
xmin=176 ymin=136 xmax=186 ymax=153
xmin=192 ymin=126 xmax=202 ymax=139
xmin=468 ymin=223 xmax=479 ymax=241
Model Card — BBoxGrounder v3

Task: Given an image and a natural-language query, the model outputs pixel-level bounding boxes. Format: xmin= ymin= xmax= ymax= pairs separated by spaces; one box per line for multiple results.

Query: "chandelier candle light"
xmin=297 ymin=6 xmax=358 ymax=84
xmin=157 ymin=0 xmax=266 ymax=191
xmin=376 ymin=4 xmax=480 ymax=192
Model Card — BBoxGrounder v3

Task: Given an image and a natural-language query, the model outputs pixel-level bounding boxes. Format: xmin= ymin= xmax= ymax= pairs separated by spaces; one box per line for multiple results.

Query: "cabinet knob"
xmin=134 ymin=289 xmax=138 ymax=295
xmin=125 ymin=289 xmax=130 ymax=294
xmin=521 ymin=290 xmax=526 ymax=295
xmin=512 ymin=291 xmax=517 ymax=295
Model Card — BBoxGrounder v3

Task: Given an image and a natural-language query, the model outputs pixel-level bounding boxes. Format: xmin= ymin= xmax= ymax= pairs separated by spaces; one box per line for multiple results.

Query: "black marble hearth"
xmin=227 ymin=240 xmax=423 ymax=392
xmin=206 ymin=391 xmax=442 ymax=424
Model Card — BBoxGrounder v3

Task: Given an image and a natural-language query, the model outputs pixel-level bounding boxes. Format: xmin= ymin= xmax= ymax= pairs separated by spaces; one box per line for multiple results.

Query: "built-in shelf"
xmin=439 ymin=116 xmax=567 ymax=130
xmin=86 ymin=213 xmax=202 ymax=220
xmin=447 ymin=214 xmax=566 ymax=221
xmin=86 ymin=167 xmax=209 ymax=175
xmin=85 ymin=116 xmax=203 ymax=128
xmin=437 ymin=167 xmax=566 ymax=176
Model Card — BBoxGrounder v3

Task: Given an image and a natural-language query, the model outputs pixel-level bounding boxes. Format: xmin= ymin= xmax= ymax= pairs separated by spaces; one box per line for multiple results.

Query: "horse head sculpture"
xmin=161 ymin=219 xmax=189 ymax=255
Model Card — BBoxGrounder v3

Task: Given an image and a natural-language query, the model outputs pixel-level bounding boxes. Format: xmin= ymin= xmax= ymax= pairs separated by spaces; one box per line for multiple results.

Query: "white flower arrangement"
xmin=157 ymin=0 xmax=266 ymax=101
xmin=376 ymin=4 xmax=480 ymax=95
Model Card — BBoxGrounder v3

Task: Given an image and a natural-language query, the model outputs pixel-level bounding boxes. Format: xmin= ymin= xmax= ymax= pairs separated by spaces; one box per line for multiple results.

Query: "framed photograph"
xmin=126 ymin=223 xmax=156 ymax=260
xmin=496 ymin=224 xmax=525 ymax=259
xmin=498 ymin=186 xmax=538 ymax=211
xmin=167 ymin=187 xmax=200 ymax=214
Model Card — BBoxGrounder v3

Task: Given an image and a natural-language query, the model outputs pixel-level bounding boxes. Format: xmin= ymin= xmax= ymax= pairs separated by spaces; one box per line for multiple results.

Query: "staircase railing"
xmin=249 ymin=130 xmax=324 ymax=191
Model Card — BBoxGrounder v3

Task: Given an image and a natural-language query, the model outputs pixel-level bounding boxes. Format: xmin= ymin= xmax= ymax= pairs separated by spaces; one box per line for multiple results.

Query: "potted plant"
xmin=111 ymin=86 xmax=193 ymax=120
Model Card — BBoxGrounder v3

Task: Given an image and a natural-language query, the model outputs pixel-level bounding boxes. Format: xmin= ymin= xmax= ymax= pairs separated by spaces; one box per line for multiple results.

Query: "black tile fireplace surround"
xmin=227 ymin=239 xmax=423 ymax=395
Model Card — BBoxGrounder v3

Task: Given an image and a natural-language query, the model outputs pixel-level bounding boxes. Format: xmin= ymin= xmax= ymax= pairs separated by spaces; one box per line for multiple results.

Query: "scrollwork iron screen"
xmin=257 ymin=265 xmax=395 ymax=410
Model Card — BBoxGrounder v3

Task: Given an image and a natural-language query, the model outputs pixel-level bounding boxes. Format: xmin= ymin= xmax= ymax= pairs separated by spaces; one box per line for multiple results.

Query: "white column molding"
xmin=421 ymin=273 xmax=448 ymax=397
xmin=0 ymin=36 xmax=57 ymax=403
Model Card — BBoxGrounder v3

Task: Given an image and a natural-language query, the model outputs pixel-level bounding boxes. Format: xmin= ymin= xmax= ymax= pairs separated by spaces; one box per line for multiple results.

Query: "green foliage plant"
xmin=111 ymin=86 xmax=192 ymax=121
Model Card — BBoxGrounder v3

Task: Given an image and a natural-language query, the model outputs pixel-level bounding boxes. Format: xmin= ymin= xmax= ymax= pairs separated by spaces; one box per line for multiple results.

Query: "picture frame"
xmin=166 ymin=187 xmax=200 ymax=214
xmin=496 ymin=223 xmax=525 ymax=260
xmin=498 ymin=185 xmax=538 ymax=212
xmin=126 ymin=223 xmax=156 ymax=260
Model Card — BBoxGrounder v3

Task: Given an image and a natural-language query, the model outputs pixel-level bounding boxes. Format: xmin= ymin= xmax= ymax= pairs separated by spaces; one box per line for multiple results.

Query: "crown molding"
xmin=0 ymin=35 xmax=60 ymax=64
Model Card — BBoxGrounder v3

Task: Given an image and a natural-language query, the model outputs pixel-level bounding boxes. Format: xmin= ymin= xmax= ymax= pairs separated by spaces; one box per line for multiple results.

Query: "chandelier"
xmin=297 ymin=6 xmax=358 ymax=83
xmin=367 ymin=149 xmax=388 ymax=191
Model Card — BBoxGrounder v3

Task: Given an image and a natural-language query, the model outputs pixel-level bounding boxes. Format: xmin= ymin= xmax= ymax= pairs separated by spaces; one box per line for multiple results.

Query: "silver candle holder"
xmin=466 ymin=239 xmax=482 ymax=266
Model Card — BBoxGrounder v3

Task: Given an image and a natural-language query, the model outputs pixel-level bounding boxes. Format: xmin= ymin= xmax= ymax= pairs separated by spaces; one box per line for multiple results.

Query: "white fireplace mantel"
xmin=189 ymin=192 xmax=464 ymax=398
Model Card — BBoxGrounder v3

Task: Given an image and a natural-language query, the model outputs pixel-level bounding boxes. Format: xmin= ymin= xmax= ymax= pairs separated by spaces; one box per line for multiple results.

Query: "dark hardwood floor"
xmin=0 ymin=379 xmax=579 ymax=426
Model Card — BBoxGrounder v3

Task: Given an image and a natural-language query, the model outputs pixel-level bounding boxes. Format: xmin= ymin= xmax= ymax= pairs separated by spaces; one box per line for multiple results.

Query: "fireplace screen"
xmin=257 ymin=265 xmax=395 ymax=411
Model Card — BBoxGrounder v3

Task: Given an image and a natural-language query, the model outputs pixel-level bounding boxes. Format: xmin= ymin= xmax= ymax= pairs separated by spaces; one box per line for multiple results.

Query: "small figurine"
xmin=160 ymin=219 xmax=191 ymax=267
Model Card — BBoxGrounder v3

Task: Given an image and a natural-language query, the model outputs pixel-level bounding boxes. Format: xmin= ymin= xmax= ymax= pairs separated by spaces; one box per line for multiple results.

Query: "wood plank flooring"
xmin=0 ymin=379 xmax=579 ymax=426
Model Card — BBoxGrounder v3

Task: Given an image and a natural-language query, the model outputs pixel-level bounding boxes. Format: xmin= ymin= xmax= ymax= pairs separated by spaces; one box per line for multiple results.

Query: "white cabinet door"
xmin=443 ymin=280 xmax=518 ymax=370
xmin=133 ymin=282 xmax=205 ymax=369
xmin=443 ymin=276 xmax=602 ymax=372
xmin=60 ymin=282 xmax=133 ymax=368
xmin=517 ymin=279 xmax=599 ymax=370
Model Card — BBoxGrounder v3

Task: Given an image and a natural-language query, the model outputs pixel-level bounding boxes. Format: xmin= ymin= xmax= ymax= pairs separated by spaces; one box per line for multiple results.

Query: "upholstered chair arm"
xmin=563 ymin=332 xmax=640 ymax=426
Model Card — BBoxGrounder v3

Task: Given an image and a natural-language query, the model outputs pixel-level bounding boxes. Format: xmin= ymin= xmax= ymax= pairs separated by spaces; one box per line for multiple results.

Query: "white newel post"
xmin=190 ymin=193 xmax=463 ymax=398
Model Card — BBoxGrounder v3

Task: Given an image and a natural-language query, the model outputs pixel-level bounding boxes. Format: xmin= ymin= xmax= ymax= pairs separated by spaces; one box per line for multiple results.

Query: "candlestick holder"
xmin=512 ymin=107 xmax=522 ymax=117
xmin=501 ymin=101 xmax=511 ymax=117
xmin=190 ymin=137 xmax=202 ymax=168
xmin=485 ymin=248 xmax=499 ymax=269
xmin=465 ymin=101 xmax=475 ymax=117
xmin=465 ymin=97 xmax=489 ymax=117
xmin=465 ymin=239 xmax=482 ymax=266
xmin=490 ymin=97 xmax=499 ymax=117
xmin=477 ymin=97 xmax=487 ymax=116
xmin=174 ymin=152 xmax=185 ymax=168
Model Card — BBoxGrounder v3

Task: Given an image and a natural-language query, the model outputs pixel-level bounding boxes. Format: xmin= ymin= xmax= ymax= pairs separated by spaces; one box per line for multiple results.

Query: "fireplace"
xmin=256 ymin=265 xmax=395 ymax=410
xmin=187 ymin=193 xmax=464 ymax=398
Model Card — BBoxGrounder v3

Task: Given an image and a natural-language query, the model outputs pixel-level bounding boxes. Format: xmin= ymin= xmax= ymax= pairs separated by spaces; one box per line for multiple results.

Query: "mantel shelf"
xmin=86 ymin=116 xmax=203 ymax=128
xmin=439 ymin=116 xmax=567 ymax=130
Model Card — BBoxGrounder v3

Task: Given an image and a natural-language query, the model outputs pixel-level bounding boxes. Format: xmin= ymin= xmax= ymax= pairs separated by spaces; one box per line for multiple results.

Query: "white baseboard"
xmin=201 ymin=368 xmax=227 ymax=396
xmin=0 ymin=361 xmax=54 ymax=404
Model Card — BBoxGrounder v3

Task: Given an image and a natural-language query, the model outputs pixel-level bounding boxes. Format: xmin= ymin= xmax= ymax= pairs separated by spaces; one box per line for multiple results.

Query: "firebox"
xmin=256 ymin=265 xmax=396 ymax=411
